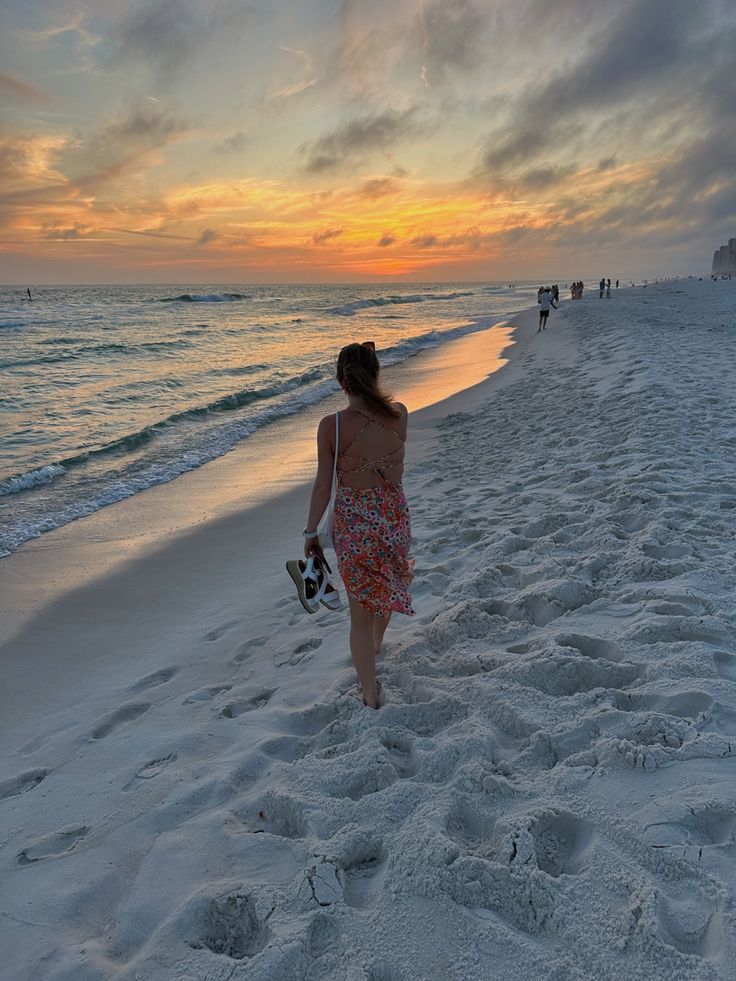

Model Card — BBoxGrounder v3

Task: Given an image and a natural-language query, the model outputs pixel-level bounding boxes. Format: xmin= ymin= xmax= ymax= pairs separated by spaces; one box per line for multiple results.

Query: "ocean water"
xmin=0 ymin=281 xmax=544 ymax=556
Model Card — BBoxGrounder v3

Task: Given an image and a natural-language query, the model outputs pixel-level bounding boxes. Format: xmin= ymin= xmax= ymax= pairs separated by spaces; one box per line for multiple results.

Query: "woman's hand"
xmin=304 ymin=535 xmax=324 ymax=560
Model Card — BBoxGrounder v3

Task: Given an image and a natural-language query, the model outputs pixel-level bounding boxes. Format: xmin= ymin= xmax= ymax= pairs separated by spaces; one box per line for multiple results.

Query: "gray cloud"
xmin=303 ymin=107 xmax=426 ymax=173
xmin=377 ymin=233 xmax=395 ymax=247
xmin=511 ymin=164 xmax=579 ymax=191
xmin=312 ymin=227 xmax=343 ymax=244
xmin=116 ymin=0 xmax=254 ymax=81
xmin=213 ymin=130 xmax=248 ymax=154
xmin=195 ymin=227 xmax=218 ymax=246
xmin=356 ymin=176 xmax=402 ymax=198
xmin=0 ymin=71 xmax=47 ymax=103
xmin=410 ymin=234 xmax=439 ymax=249
xmin=42 ymin=223 xmax=90 ymax=241
xmin=478 ymin=0 xmax=710 ymax=177
xmin=408 ymin=227 xmax=486 ymax=251
xmin=58 ymin=104 xmax=191 ymax=189
xmin=466 ymin=0 xmax=736 ymax=270
xmin=418 ymin=0 xmax=491 ymax=85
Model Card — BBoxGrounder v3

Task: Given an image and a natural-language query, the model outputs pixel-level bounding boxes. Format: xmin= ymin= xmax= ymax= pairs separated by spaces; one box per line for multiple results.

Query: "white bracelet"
xmin=303 ymin=528 xmax=318 ymax=539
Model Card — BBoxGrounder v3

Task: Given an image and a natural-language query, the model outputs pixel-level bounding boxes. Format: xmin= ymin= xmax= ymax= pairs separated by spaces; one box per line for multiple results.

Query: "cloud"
xmin=356 ymin=176 xmax=402 ymax=198
xmin=58 ymin=104 xmax=191 ymax=189
xmin=312 ymin=227 xmax=343 ymax=245
xmin=476 ymin=0 xmax=709 ymax=177
xmin=418 ymin=0 xmax=490 ymax=86
xmin=0 ymin=71 xmax=47 ymax=103
xmin=195 ymin=227 xmax=218 ymax=246
xmin=43 ymin=222 xmax=90 ymax=240
xmin=511 ymin=164 xmax=579 ymax=190
xmin=303 ymin=107 xmax=426 ymax=173
xmin=410 ymin=234 xmax=438 ymax=248
xmin=378 ymin=233 xmax=396 ymax=247
xmin=213 ymin=131 xmax=248 ymax=154
xmin=115 ymin=0 xmax=254 ymax=81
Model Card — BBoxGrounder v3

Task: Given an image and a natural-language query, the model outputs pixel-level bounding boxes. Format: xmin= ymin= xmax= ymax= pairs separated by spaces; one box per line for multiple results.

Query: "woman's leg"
xmin=373 ymin=613 xmax=391 ymax=657
xmin=348 ymin=596 xmax=378 ymax=708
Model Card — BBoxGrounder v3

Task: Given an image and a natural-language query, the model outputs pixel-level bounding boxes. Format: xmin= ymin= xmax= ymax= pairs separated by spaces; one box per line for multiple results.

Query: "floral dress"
xmin=333 ymin=409 xmax=414 ymax=618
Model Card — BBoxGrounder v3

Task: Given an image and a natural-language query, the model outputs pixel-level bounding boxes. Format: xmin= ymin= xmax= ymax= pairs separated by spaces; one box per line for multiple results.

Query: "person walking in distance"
xmin=538 ymin=287 xmax=557 ymax=331
xmin=599 ymin=277 xmax=605 ymax=298
xmin=606 ymin=278 xmax=611 ymax=298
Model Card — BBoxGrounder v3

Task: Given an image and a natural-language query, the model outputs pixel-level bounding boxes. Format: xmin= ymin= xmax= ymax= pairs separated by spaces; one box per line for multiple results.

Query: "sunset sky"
xmin=2 ymin=0 xmax=735 ymax=283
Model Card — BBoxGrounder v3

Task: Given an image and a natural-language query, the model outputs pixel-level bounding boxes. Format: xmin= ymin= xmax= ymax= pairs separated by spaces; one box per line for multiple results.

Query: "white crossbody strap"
xmin=333 ymin=411 xmax=339 ymax=485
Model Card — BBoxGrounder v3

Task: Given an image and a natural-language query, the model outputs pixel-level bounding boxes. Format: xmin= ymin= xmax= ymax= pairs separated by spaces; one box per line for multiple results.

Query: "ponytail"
xmin=336 ymin=343 xmax=400 ymax=419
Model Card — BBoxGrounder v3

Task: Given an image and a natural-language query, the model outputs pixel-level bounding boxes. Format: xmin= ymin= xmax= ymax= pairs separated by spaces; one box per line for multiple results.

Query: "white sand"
xmin=1 ymin=280 xmax=735 ymax=980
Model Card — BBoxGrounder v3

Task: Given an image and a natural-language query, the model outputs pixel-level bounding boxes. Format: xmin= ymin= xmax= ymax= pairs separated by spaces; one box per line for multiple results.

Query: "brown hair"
xmin=336 ymin=343 xmax=400 ymax=418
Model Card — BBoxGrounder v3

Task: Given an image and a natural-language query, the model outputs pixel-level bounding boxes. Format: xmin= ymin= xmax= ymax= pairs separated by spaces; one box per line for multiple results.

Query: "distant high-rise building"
xmin=712 ymin=238 xmax=736 ymax=274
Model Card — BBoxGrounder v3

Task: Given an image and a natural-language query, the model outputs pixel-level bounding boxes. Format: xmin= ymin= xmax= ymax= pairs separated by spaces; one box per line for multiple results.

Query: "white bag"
xmin=318 ymin=411 xmax=339 ymax=550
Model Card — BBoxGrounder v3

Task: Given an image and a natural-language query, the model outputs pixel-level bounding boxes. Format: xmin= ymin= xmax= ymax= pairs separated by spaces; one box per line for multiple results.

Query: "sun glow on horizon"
xmin=1 ymin=1 xmax=733 ymax=282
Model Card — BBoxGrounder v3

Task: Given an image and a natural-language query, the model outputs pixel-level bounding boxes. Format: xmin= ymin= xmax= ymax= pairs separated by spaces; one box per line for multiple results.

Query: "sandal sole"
xmin=286 ymin=560 xmax=319 ymax=614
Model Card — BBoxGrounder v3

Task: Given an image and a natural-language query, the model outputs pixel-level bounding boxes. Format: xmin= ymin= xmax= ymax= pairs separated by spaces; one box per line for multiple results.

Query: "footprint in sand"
xmin=514 ymin=653 xmax=640 ymax=697
xmin=379 ymin=695 xmax=467 ymax=738
xmin=122 ymin=752 xmax=179 ymax=790
xmin=192 ymin=891 xmax=270 ymax=960
xmin=556 ymin=633 xmax=625 ymax=663
xmin=444 ymin=800 xmax=499 ymax=860
xmin=274 ymin=637 xmax=322 ymax=667
xmin=526 ymin=810 xmax=597 ymax=877
xmin=654 ymin=888 xmax=725 ymax=960
xmin=125 ymin=666 xmax=178 ymax=694
xmin=0 ymin=768 xmax=49 ymax=801
xmin=247 ymin=791 xmax=307 ymax=838
xmin=378 ymin=730 xmax=417 ymax=778
xmin=204 ymin=620 xmax=239 ymax=642
xmin=183 ymin=684 xmax=233 ymax=704
xmin=135 ymin=752 xmax=179 ymax=781
xmin=218 ymin=688 xmax=276 ymax=718
xmin=330 ymin=761 xmax=399 ymax=801
xmin=644 ymin=803 xmax=736 ymax=851
xmin=88 ymin=702 xmax=150 ymax=740
xmin=338 ymin=840 xmax=388 ymax=909
xmin=641 ymin=542 xmax=691 ymax=560
xmin=230 ymin=636 xmax=268 ymax=666
xmin=306 ymin=912 xmax=340 ymax=959
xmin=629 ymin=616 xmax=728 ymax=647
xmin=259 ymin=734 xmax=312 ymax=763
xmin=713 ymin=650 xmax=736 ymax=680
xmin=289 ymin=701 xmax=344 ymax=736
xmin=649 ymin=601 xmax=700 ymax=617
xmin=613 ymin=690 xmax=713 ymax=720
xmin=17 ymin=824 xmax=90 ymax=865
xmin=497 ymin=809 xmax=597 ymax=878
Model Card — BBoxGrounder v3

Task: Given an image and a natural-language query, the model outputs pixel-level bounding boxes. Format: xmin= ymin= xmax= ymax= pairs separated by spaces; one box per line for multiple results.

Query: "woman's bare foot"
xmin=362 ymin=683 xmax=379 ymax=709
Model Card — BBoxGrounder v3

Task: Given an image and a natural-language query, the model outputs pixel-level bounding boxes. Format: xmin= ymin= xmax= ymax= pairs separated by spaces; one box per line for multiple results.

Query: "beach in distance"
xmin=1 ymin=279 xmax=736 ymax=980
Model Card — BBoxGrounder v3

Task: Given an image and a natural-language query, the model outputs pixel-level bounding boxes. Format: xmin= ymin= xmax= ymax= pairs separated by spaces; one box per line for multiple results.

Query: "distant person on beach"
xmin=615 ymin=279 xmax=619 ymax=289
xmin=27 ymin=288 xmax=32 ymax=301
xmin=599 ymin=278 xmax=605 ymax=299
xmin=538 ymin=287 xmax=557 ymax=331
xmin=302 ymin=342 xmax=413 ymax=709
xmin=553 ymin=284 xmax=559 ymax=302
xmin=606 ymin=279 xmax=611 ymax=298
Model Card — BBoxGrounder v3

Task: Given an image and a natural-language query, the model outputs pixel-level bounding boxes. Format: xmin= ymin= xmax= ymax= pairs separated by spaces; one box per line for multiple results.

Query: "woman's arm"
xmin=303 ymin=414 xmax=336 ymax=556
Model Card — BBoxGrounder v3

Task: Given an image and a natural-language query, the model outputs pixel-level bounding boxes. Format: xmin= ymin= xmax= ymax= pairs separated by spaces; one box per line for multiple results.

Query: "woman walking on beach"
xmin=302 ymin=342 xmax=414 ymax=709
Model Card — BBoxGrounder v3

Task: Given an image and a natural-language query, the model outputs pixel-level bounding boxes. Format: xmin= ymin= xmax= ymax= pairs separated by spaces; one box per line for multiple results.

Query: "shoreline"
xmin=0 ymin=305 xmax=533 ymax=649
